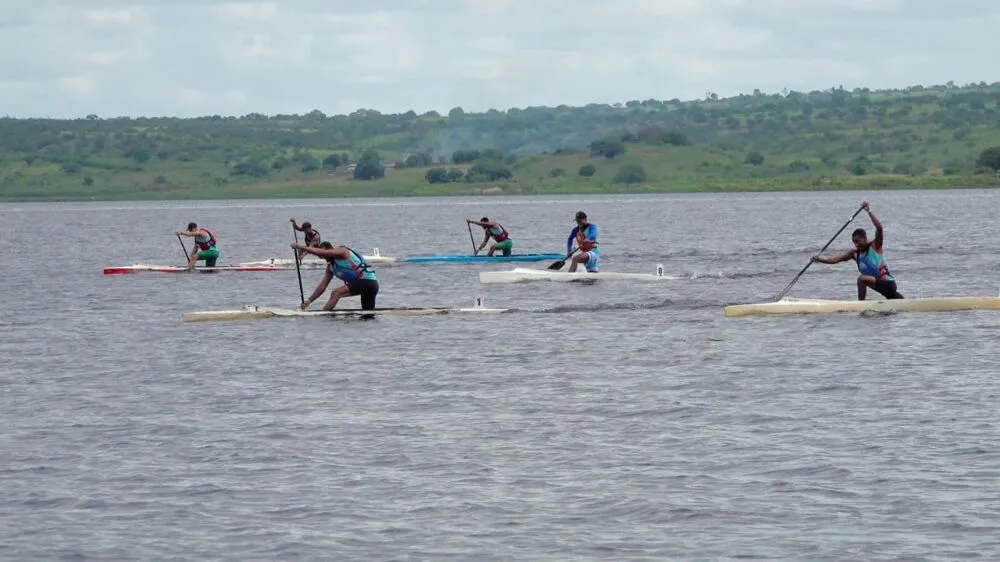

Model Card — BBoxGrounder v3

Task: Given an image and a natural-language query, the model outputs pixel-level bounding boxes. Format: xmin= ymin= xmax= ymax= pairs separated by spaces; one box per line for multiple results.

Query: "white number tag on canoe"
xmin=656 ymin=264 xmax=664 ymax=277
xmin=372 ymin=247 xmax=381 ymax=257
xmin=474 ymin=296 xmax=485 ymax=308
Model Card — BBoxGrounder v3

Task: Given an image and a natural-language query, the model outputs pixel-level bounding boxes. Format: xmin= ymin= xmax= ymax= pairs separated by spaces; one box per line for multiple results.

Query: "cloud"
xmin=0 ymin=0 xmax=997 ymax=118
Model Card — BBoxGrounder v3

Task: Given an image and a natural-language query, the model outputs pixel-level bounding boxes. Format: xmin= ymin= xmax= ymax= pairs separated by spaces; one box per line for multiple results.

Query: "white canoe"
xmin=723 ymin=296 xmax=1000 ymax=317
xmin=479 ymin=265 xmax=681 ymax=284
xmin=237 ymin=248 xmax=397 ymax=267
xmin=183 ymin=304 xmax=508 ymax=322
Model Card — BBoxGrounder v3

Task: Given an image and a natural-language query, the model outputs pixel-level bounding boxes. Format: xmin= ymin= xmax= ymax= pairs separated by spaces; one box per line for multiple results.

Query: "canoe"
xmin=104 ymin=264 xmax=285 ymax=275
xmin=723 ymin=296 xmax=1000 ymax=317
xmin=404 ymin=253 xmax=564 ymax=263
xmin=479 ymin=265 xmax=680 ymax=284
xmin=182 ymin=304 xmax=509 ymax=322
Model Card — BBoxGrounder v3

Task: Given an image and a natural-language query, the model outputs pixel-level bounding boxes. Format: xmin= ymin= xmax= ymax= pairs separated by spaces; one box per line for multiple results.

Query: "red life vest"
xmin=489 ymin=224 xmax=509 ymax=242
xmin=195 ymin=228 xmax=217 ymax=251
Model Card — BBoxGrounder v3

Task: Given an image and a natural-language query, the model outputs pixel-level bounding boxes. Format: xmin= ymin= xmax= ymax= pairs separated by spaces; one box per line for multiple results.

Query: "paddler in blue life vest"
xmin=290 ymin=219 xmax=321 ymax=260
xmin=810 ymin=201 xmax=904 ymax=300
xmin=291 ymin=241 xmax=379 ymax=311
xmin=567 ymin=211 xmax=599 ymax=272
xmin=467 ymin=217 xmax=513 ymax=256
xmin=175 ymin=222 xmax=220 ymax=269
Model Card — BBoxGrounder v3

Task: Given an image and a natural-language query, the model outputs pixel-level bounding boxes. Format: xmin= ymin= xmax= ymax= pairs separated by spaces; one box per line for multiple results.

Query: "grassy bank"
xmin=3 ymin=80 xmax=1000 ymax=202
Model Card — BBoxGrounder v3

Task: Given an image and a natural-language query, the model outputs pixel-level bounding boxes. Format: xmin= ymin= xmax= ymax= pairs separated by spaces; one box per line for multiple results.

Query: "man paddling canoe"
xmin=567 ymin=211 xmax=599 ymax=272
xmin=810 ymin=201 xmax=904 ymax=300
xmin=467 ymin=217 xmax=513 ymax=256
xmin=290 ymin=219 xmax=321 ymax=260
xmin=291 ymin=241 xmax=379 ymax=311
xmin=175 ymin=222 xmax=219 ymax=269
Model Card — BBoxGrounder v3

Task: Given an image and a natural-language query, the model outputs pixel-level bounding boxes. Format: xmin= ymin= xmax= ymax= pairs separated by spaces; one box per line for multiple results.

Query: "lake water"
xmin=2 ymin=190 xmax=999 ymax=561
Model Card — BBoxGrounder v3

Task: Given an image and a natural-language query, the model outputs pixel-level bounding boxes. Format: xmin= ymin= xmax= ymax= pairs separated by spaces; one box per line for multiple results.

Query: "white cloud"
xmin=58 ymin=75 xmax=98 ymax=97
xmin=0 ymin=0 xmax=996 ymax=118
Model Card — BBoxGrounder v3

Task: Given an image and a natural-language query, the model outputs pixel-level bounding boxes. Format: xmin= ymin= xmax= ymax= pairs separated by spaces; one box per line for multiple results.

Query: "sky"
xmin=0 ymin=0 xmax=997 ymax=119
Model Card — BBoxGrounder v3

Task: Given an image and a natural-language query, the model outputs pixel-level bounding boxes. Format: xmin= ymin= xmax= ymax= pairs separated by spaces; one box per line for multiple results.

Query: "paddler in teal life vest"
xmin=175 ymin=222 xmax=220 ymax=269
xmin=290 ymin=219 xmax=321 ymax=260
xmin=567 ymin=211 xmax=599 ymax=272
xmin=291 ymin=241 xmax=379 ymax=311
xmin=810 ymin=201 xmax=904 ymax=300
xmin=467 ymin=217 xmax=513 ymax=256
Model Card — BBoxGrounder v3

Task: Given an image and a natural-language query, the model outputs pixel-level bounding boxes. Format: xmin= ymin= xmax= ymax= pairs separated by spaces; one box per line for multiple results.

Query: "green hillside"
xmin=2 ymin=81 xmax=1000 ymax=201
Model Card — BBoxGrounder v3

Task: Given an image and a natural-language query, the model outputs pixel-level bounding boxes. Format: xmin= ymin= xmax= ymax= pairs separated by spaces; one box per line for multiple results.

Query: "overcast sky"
xmin=1 ymin=0 xmax=997 ymax=119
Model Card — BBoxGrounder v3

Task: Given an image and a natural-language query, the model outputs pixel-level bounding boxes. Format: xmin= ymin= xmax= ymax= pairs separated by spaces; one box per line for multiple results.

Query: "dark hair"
xmin=187 ymin=222 xmax=197 ymax=230
xmin=318 ymin=241 xmax=334 ymax=249
xmin=851 ymin=228 xmax=867 ymax=239
xmin=302 ymin=222 xmax=311 ymax=229
xmin=480 ymin=217 xmax=489 ymax=223
xmin=575 ymin=211 xmax=587 ymax=220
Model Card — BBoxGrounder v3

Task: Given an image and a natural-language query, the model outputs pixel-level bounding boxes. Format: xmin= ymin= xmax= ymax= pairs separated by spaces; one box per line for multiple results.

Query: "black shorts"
xmin=346 ymin=278 xmax=379 ymax=309
xmin=873 ymin=279 xmax=903 ymax=299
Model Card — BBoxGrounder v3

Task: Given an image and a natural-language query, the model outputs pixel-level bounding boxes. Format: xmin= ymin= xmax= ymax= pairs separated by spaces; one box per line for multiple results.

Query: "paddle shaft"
xmin=775 ymin=206 xmax=866 ymax=301
xmin=467 ymin=221 xmax=478 ymax=256
xmin=176 ymin=234 xmax=188 ymax=261
xmin=292 ymin=225 xmax=305 ymax=304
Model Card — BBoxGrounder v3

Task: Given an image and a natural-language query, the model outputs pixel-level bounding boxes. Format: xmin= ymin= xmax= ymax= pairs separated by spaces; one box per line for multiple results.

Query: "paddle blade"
xmin=547 ymin=259 xmax=566 ymax=270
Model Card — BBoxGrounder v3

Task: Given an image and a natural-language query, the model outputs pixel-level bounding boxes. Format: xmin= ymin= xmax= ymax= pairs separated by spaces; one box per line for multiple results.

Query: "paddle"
xmin=291 ymin=223 xmax=305 ymax=305
xmin=467 ymin=220 xmax=479 ymax=256
xmin=774 ymin=206 xmax=866 ymax=301
xmin=176 ymin=234 xmax=188 ymax=262
xmin=547 ymin=247 xmax=578 ymax=270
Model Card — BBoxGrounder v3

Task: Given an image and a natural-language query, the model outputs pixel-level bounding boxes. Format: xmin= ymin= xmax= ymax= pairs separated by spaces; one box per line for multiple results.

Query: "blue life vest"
xmin=328 ymin=247 xmax=377 ymax=282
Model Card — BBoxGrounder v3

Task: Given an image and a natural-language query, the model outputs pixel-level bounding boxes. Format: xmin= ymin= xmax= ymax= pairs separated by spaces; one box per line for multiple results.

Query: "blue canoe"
xmin=404 ymin=253 xmax=564 ymax=263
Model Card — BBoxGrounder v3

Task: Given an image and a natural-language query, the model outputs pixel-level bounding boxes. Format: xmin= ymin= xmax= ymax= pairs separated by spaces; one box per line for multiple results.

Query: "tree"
xmin=61 ymin=162 xmax=82 ymax=174
xmin=590 ymin=138 xmax=625 ymax=159
xmin=614 ymin=164 xmax=647 ymax=183
xmin=975 ymin=146 xmax=1000 ymax=172
xmin=425 ymin=167 xmax=448 ymax=183
xmin=403 ymin=152 xmax=433 ymax=168
xmin=578 ymin=164 xmax=596 ymax=177
xmin=744 ymin=151 xmax=764 ymax=166
xmin=452 ymin=149 xmax=480 ymax=164
xmin=353 ymin=148 xmax=384 ymax=180
xmin=549 ymin=168 xmax=566 ymax=177
xmin=323 ymin=154 xmax=342 ymax=169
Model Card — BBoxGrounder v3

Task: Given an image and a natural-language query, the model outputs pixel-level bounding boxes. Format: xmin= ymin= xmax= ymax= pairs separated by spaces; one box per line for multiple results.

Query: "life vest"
xmin=854 ymin=245 xmax=893 ymax=281
xmin=575 ymin=224 xmax=598 ymax=252
xmin=488 ymin=224 xmax=509 ymax=242
xmin=195 ymin=228 xmax=217 ymax=251
xmin=327 ymin=246 xmax=376 ymax=282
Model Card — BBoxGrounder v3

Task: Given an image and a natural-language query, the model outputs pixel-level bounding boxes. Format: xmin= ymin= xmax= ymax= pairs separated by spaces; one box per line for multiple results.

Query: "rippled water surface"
xmin=2 ymin=191 xmax=1000 ymax=561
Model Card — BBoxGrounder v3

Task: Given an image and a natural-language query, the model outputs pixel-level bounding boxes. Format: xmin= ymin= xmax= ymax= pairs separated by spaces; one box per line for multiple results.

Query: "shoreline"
xmin=2 ymin=174 xmax=998 ymax=203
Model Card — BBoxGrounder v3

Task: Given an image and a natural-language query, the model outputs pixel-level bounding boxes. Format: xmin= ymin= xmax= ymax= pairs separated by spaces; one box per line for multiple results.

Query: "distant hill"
xmin=2 ymin=81 xmax=1000 ymax=201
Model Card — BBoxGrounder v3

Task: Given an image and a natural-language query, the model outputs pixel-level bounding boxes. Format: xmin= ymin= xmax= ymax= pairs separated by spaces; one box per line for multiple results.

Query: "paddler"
xmin=567 ymin=211 xmax=599 ymax=272
xmin=467 ymin=217 xmax=513 ymax=256
xmin=291 ymin=241 xmax=379 ymax=311
xmin=175 ymin=222 xmax=219 ymax=269
xmin=810 ymin=201 xmax=904 ymax=300
xmin=290 ymin=219 xmax=321 ymax=260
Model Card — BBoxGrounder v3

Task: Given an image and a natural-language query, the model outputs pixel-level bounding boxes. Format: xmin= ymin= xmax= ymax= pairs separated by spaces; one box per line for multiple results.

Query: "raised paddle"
xmin=291 ymin=222 xmax=305 ymax=305
xmin=466 ymin=220 xmax=479 ymax=256
xmin=547 ymin=247 xmax=578 ymax=270
xmin=774 ymin=206 xmax=866 ymax=301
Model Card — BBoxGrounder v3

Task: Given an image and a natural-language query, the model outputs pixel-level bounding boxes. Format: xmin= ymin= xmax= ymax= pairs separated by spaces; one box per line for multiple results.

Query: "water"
xmin=2 ymin=190 xmax=999 ymax=561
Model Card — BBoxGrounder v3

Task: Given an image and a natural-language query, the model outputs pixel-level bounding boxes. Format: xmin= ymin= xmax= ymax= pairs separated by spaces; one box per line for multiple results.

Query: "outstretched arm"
xmin=302 ymin=270 xmax=334 ymax=309
xmin=479 ymin=231 xmax=490 ymax=251
xmin=290 ymin=219 xmax=304 ymax=232
xmin=811 ymin=249 xmax=856 ymax=264
xmin=175 ymin=229 xmax=201 ymax=238
xmin=291 ymin=243 xmax=348 ymax=260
